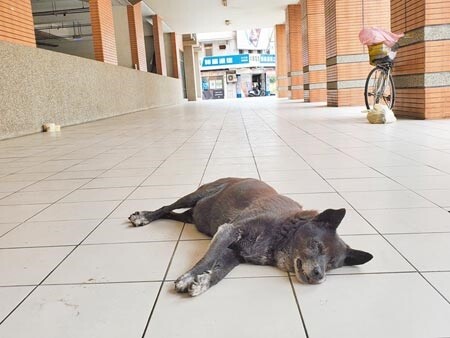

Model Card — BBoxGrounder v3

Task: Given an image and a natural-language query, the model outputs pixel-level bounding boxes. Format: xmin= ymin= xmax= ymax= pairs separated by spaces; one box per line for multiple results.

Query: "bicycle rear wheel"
xmin=364 ymin=67 xmax=395 ymax=110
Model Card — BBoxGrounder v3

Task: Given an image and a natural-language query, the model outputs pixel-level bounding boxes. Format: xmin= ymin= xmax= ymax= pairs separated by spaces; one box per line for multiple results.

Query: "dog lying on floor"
xmin=129 ymin=177 xmax=373 ymax=296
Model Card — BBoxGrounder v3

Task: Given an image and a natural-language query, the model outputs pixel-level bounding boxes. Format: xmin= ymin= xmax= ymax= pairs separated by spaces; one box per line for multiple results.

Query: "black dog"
xmin=129 ymin=178 xmax=373 ymax=296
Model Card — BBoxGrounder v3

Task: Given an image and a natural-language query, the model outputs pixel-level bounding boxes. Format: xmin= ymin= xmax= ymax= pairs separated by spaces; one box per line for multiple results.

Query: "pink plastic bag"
xmin=359 ymin=28 xmax=404 ymax=47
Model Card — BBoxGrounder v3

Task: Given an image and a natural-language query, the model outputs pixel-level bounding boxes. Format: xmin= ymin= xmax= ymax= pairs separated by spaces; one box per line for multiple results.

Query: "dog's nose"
xmin=312 ymin=267 xmax=322 ymax=278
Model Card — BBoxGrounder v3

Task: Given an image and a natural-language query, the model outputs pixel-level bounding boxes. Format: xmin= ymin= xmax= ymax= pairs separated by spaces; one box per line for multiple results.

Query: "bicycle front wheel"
xmin=364 ymin=67 xmax=395 ymax=110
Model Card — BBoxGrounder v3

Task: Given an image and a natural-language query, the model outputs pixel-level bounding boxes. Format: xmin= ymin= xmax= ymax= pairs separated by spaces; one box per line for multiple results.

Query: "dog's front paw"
xmin=174 ymin=274 xmax=195 ymax=293
xmin=188 ymin=272 xmax=211 ymax=297
xmin=128 ymin=211 xmax=151 ymax=227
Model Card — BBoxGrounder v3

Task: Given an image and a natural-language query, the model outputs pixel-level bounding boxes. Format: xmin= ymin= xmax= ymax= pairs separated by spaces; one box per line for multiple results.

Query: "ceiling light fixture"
xmin=225 ymin=19 xmax=231 ymax=25
xmin=222 ymin=0 xmax=227 ymax=7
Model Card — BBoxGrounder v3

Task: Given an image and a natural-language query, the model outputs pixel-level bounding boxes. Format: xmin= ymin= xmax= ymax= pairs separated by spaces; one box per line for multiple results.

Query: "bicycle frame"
xmin=374 ymin=64 xmax=392 ymax=106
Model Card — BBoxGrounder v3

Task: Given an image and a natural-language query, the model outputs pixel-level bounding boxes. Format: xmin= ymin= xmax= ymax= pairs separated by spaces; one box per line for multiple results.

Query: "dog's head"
xmin=291 ymin=208 xmax=373 ymax=284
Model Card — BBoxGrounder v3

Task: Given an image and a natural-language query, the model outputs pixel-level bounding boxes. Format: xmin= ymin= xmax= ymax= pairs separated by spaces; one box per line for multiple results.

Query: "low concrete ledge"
xmin=0 ymin=41 xmax=183 ymax=140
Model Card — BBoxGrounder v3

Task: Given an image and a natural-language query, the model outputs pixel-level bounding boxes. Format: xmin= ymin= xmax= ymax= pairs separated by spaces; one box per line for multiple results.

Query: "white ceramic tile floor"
xmin=0 ymin=190 xmax=70 ymax=206
xmin=293 ymin=273 xmax=450 ymax=338
xmin=44 ymin=242 xmax=176 ymax=284
xmin=0 ymin=220 xmax=100 ymax=248
xmin=0 ymin=286 xmax=33 ymax=322
xmin=0 ymin=98 xmax=449 ymax=337
xmin=385 ymin=233 xmax=450 ymax=271
xmin=60 ymin=187 xmax=134 ymax=203
xmin=0 ymin=204 xmax=51 ymax=223
xmin=0 ymin=246 xmax=73 ymax=286
xmin=83 ymin=218 xmax=183 ymax=244
xmin=0 ymin=283 xmax=160 ymax=338
xmin=327 ymin=177 xmax=405 ymax=192
xmin=416 ymin=189 xmax=450 ymax=207
xmin=359 ymin=207 xmax=450 ymax=234
xmin=145 ymin=278 xmax=306 ymax=338
xmin=0 ymin=223 xmax=19 ymax=237
xmin=423 ymin=272 xmax=450 ymax=301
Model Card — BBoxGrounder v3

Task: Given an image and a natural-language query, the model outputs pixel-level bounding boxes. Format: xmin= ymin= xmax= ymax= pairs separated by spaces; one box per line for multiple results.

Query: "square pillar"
xmin=325 ymin=0 xmax=390 ymax=106
xmin=286 ymin=5 xmax=303 ymax=100
xmin=170 ymin=33 xmax=181 ymax=79
xmin=194 ymin=48 xmax=202 ymax=99
xmin=152 ymin=15 xmax=167 ymax=76
xmin=127 ymin=3 xmax=147 ymax=71
xmin=301 ymin=0 xmax=327 ymax=102
xmin=0 ymin=0 xmax=35 ymax=47
xmin=182 ymin=35 xmax=198 ymax=101
xmin=391 ymin=0 xmax=450 ymax=119
xmin=90 ymin=0 xmax=118 ymax=65
xmin=275 ymin=24 xmax=289 ymax=98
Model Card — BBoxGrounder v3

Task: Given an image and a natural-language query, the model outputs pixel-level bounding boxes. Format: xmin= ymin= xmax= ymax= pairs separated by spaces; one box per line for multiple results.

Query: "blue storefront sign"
xmin=202 ymin=54 xmax=250 ymax=67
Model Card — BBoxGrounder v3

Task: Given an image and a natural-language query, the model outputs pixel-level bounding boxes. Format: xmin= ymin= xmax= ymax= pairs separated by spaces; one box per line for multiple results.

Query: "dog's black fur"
xmin=129 ymin=177 xmax=373 ymax=296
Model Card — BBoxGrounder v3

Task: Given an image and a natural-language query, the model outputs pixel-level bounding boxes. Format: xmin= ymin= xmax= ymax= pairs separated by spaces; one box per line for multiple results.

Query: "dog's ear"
xmin=344 ymin=248 xmax=373 ymax=265
xmin=314 ymin=208 xmax=346 ymax=230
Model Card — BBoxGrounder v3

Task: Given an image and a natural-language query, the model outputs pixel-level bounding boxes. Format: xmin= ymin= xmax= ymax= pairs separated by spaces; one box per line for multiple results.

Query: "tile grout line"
xmin=264 ymin=105 xmax=450 ymax=212
xmin=239 ymin=103 xmax=262 ymax=180
xmin=254 ymin=104 xmax=450 ymax=306
xmin=3 ymin=270 xmax=450 ymax=289
xmin=139 ymin=222 xmax=186 ymax=338
xmin=0 ymin=111 xmax=211 ymax=241
xmin=288 ymin=274 xmax=310 ymax=338
xmin=0 ymin=126 xmax=140 ymax=199
xmin=0 ymin=132 xmax=155 ymax=239
xmin=0 ymin=114 xmax=216 ymax=326
xmin=4 ymin=229 xmax=450 ymax=250
xmin=197 ymin=103 xmax=230 ymax=186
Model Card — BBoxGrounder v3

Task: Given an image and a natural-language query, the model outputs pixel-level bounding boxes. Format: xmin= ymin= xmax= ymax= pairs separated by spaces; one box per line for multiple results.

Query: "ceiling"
xmin=30 ymin=0 xmax=297 ymax=42
xmin=142 ymin=0 xmax=298 ymax=34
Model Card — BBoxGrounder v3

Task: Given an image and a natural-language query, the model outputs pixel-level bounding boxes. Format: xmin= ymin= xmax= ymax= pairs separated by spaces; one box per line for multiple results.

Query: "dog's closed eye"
xmin=306 ymin=239 xmax=324 ymax=254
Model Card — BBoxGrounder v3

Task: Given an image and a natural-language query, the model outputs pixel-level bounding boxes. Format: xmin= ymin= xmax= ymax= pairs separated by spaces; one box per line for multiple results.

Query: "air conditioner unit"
xmin=227 ymin=74 xmax=237 ymax=83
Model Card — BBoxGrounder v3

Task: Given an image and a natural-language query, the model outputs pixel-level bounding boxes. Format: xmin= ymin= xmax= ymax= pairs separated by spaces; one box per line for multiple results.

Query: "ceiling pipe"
xmin=32 ymin=7 xmax=90 ymax=17
xmin=35 ymin=22 xmax=91 ymax=31
xmin=36 ymin=33 xmax=92 ymax=40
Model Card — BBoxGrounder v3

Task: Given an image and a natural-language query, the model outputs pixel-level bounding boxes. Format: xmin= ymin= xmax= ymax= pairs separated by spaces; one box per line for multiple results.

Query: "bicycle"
xmin=364 ymin=43 xmax=399 ymax=110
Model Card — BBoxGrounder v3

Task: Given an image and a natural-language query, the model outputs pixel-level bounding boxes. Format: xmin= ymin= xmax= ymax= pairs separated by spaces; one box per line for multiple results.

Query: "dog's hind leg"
xmin=129 ymin=181 xmax=228 ymax=226
xmin=174 ymin=223 xmax=242 ymax=295
xmin=159 ymin=209 xmax=194 ymax=223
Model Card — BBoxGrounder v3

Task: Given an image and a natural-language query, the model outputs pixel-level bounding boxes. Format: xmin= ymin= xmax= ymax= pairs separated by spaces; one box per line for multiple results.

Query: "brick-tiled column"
xmin=286 ymin=5 xmax=303 ymax=100
xmin=152 ymin=15 xmax=167 ymax=76
xmin=275 ymin=24 xmax=289 ymax=98
xmin=301 ymin=0 xmax=327 ymax=102
xmin=127 ymin=3 xmax=146 ymax=71
xmin=0 ymin=0 xmax=35 ymax=47
xmin=325 ymin=0 xmax=391 ymax=106
xmin=391 ymin=0 xmax=450 ymax=119
xmin=90 ymin=0 xmax=118 ymax=65
xmin=170 ymin=33 xmax=180 ymax=79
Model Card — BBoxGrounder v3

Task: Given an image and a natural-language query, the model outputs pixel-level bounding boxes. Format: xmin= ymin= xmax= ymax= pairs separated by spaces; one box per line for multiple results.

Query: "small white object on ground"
xmin=363 ymin=104 xmax=397 ymax=124
xmin=42 ymin=123 xmax=61 ymax=132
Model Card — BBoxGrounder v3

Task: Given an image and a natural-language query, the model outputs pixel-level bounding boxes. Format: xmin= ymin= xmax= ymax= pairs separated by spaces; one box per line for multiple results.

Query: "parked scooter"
xmin=248 ymin=86 xmax=266 ymax=97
